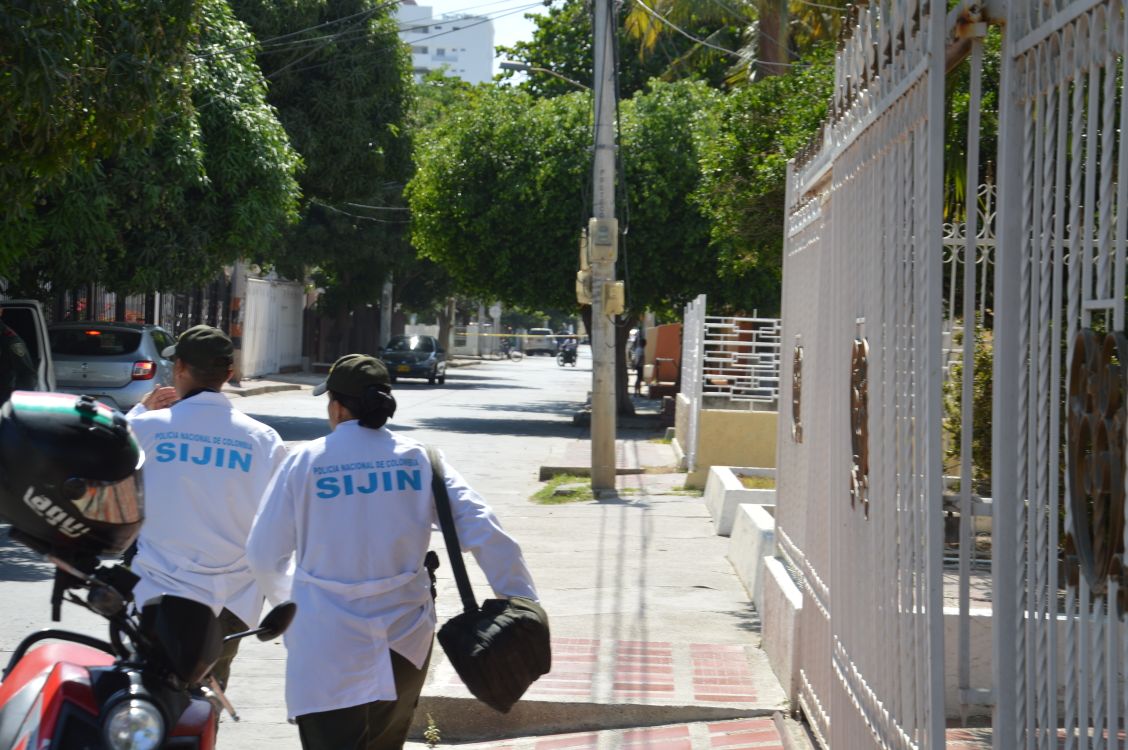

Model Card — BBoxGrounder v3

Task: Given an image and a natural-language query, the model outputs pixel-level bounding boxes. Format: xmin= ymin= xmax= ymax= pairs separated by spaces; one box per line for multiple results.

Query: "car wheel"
xmin=438 ymin=371 xmax=446 ymax=385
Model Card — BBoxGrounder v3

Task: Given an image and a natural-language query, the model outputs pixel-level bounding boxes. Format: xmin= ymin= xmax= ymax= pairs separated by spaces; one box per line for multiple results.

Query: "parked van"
xmin=0 ymin=299 xmax=56 ymax=402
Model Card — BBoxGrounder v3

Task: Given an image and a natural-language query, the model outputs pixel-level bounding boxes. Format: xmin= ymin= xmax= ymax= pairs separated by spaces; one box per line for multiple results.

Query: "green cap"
xmin=312 ymin=354 xmax=390 ymax=397
xmin=162 ymin=325 xmax=234 ymax=368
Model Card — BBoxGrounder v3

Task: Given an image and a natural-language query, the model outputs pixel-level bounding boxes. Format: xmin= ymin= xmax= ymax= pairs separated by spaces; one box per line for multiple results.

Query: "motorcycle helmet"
xmin=0 ymin=392 xmax=144 ymax=559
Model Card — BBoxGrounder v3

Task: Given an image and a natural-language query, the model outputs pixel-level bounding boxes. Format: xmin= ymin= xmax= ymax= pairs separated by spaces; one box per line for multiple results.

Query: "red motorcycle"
xmin=0 ymin=392 xmax=295 ymax=750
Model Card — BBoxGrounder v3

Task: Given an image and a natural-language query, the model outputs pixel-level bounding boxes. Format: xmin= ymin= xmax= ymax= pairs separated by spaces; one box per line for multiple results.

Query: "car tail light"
xmin=131 ymin=361 xmax=156 ymax=380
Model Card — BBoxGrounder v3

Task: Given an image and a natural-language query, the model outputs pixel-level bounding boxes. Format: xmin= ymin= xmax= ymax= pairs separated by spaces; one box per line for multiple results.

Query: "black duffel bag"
xmin=426 ymin=447 xmax=551 ymax=713
xmin=437 ymin=596 xmax=551 ymax=713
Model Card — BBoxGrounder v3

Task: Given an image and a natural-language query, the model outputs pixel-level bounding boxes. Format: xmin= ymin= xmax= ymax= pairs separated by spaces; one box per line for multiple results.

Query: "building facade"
xmin=396 ymin=1 xmax=494 ymax=84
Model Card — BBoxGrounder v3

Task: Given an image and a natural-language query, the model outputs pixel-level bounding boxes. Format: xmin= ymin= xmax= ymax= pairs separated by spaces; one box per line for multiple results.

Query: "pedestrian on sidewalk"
xmin=126 ymin=325 xmax=288 ymax=692
xmin=246 ymin=353 xmax=538 ymax=750
xmin=632 ymin=331 xmax=646 ymax=396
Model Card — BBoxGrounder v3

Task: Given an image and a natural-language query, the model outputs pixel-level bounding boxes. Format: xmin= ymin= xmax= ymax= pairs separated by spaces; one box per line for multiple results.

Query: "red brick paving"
xmin=457 ymin=637 xmax=761 ymax=705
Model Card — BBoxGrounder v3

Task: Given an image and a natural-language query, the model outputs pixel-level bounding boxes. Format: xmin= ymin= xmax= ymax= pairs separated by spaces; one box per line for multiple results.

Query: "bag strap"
xmin=426 ymin=445 xmax=480 ymax=614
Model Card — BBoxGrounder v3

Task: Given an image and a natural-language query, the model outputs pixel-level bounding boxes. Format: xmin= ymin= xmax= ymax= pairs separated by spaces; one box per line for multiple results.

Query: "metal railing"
xmin=700 ymin=316 xmax=781 ymax=405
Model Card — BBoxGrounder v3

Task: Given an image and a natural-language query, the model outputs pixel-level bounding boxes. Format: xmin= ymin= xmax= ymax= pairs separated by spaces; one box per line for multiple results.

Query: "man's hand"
xmin=141 ymin=386 xmax=178 ymax=411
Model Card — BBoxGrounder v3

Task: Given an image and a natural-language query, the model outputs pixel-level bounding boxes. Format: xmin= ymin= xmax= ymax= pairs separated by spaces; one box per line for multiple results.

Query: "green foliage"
xmin=231 ymin=0 xmax=414 ymax=314
xmin=498 ymin=0 xmax=732 ymax=98
xmin=617 ymin=80 xmax=723 ymax=315
xmin=693 ymin=48 xmax=834 ymax=314
xmin=2 ymin=0 xmax=302 ymax=296
xmin=942 ymin=326 xmax=993 ymax=488
xmin=407 ymin=87 xmax=591 ymax=312
xmin=1 ymin=0 xmax=197 ymax=225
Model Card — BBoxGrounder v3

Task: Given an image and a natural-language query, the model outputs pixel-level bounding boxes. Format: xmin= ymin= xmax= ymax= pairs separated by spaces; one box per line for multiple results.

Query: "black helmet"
xmin=0 ymin=392 xmax=144 ymax=559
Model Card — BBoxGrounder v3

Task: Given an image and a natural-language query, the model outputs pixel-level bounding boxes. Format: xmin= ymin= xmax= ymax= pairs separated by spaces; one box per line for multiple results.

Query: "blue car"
xmin=379 ymin=335 xmax=447 ymax=385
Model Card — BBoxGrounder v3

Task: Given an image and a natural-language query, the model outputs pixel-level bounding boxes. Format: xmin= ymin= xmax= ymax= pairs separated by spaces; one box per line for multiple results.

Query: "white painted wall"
xmin=242 ymin=278 xmax=304 ymax=377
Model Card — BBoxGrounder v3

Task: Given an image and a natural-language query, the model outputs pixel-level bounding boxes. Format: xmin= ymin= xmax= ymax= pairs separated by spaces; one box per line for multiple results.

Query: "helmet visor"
xmin=71 ymin=471 xmax=144 ymax=527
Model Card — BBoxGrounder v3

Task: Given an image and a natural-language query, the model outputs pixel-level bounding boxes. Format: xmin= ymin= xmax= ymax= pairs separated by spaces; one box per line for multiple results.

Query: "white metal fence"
xmin=777 ymin=0 xmax=947 ymax=746
xmin=776 ymin=0 xmax=1128 ymax=745
xmin=700 ymin=316 xmax=781 ymax=405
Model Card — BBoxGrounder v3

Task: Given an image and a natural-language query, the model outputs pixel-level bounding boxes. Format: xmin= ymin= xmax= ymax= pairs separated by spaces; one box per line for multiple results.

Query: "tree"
xmin=693 ymin=48 xmax=835 ymax=314
xmin=1 ymin=0 xmax=197 ymax=226
xmin=623 ymin=0 xmax=848 ymax=84
xmin=230 ymin=0 xmax=414 ymax=326
xmin=498 ymin=0 xmax=732 ymax=98
xmin=408 ymin=87 xmax=591 ymax=312
xmin=1 ymin=0 xmax=302 ymax=298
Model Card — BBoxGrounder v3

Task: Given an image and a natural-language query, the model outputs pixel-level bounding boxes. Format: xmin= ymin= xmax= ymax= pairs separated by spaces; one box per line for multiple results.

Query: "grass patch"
xmin=739 ymin=474 xmax=776 ymax=490
xmin=532 ymin=474 xmax=595 ymax=504
xmin=648 ymin=436 xmax=672 ymax=444
xmin=668 ymin=487 xmax=704 ymax=496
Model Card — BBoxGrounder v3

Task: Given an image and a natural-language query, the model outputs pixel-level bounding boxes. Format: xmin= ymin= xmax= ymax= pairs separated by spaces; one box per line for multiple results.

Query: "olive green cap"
xmin=161 ymin=325 xmax=234 ymax=368
xmin=312 ymin=354 xmax=390 ymax=397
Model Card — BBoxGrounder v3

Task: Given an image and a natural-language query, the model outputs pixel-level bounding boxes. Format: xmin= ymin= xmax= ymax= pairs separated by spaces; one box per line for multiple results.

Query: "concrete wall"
xmin=684 ymin=409 xmax=778 ymax=488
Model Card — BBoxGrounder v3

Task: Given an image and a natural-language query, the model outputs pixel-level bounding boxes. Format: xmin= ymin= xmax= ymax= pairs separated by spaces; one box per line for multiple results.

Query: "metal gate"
xmin=777 ymin=0 xmax=1128 ymax=744
xmin=242 ymin=278 xmax=304 ymax=378
xmin=776 ymin=0 xmax=947 ymax=745
xmin=993 ymin=0 xmax=1128 ymax=745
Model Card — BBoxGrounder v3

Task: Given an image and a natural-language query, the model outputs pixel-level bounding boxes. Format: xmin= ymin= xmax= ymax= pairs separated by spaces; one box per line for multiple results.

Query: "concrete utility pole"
xmin=589 ymin=0 xmax=619 ymax=492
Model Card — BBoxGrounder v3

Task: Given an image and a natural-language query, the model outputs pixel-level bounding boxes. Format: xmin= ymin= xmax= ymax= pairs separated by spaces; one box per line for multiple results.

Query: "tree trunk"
xmin=757 ymin=0 xmax=789 ymax=78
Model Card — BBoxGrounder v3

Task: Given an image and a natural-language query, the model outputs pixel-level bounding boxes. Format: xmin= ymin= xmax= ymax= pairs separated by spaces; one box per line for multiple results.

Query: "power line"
xmin=631 ymin=0 xmax=743 ymax=58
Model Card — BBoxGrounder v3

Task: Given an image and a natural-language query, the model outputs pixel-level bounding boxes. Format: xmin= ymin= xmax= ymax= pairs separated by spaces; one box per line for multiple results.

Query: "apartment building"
xmin=397 ymin=1 xmax=494 ymax=84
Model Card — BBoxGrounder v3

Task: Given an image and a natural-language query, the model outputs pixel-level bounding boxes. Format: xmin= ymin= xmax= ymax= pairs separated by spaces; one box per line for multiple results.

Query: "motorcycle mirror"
xmin=222 ymin=601 xmax=298 ymax=644
xmin=255 ymin=601 xmax=297 ymax=641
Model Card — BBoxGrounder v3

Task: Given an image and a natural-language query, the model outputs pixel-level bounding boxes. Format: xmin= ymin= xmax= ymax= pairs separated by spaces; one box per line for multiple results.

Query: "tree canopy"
xmin=2 ymin=0 xmax=302 ymax=297
xmin=1 ymin=0 xmax=197 ymax=223
xmin=230 ymin=0 xmax=415 ymax=315
xmin=498 ymin=0 xmax=733 ymax=98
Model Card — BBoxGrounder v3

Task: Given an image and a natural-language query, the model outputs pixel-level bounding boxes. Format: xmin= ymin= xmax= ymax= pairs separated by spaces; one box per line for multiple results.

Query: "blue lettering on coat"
xmin=153 ymin=441 xmax=253 ymax=473
xmin=314 ymin=469 xmax=423 ymax=499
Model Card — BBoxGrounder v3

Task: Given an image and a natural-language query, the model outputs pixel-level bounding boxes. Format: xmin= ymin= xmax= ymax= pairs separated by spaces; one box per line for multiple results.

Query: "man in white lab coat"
xmin=127 ymin=325 xmax=288 ymax=690
xmin=247 ymin=354 xmax=538 ymax=750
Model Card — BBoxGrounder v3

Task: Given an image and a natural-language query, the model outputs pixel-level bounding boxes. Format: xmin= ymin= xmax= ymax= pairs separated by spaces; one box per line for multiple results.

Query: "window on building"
xmin=412 ymin=45 xmax=428 ymax=54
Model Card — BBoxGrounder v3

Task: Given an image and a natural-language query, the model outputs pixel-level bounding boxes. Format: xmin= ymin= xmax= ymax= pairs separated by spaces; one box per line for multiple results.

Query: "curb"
xmin=409 ymin=695 xmax=776 ymax=743
xmin=223 ymin=383 xmax=304 ymax=398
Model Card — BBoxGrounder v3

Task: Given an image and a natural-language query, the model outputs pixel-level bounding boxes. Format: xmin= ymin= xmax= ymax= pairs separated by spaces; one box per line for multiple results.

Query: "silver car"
xmin=49 ymin=322 xmax=176 ymax=411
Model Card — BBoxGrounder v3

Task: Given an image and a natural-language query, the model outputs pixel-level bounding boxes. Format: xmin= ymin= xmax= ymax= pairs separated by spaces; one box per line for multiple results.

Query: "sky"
xmin=414 ymin=0 xmax=547 ymax=72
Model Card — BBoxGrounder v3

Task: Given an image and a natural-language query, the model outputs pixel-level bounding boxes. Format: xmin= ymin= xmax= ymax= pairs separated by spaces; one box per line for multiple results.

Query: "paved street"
xmin=0 ymin=348 xmax=796 ymax=748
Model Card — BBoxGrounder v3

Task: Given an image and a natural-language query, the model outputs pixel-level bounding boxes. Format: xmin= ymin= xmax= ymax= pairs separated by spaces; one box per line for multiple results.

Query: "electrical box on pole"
xmin=588 ymin=218 xmax=618 ymax=263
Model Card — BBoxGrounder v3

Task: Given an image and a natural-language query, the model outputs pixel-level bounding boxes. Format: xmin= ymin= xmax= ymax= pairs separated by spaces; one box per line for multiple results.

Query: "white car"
xmin=523 ymin=328 xmax=556 ymax=356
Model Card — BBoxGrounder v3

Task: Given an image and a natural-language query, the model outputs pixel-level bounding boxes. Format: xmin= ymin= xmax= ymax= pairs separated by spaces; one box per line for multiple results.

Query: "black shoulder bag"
xmin=425 ymin=446 xmax=552 ymax=713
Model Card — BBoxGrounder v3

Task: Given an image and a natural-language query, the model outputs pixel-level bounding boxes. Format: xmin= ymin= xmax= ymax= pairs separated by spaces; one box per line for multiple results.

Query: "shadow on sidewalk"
xmin=0 ymin=526 xmax=53 ymax=582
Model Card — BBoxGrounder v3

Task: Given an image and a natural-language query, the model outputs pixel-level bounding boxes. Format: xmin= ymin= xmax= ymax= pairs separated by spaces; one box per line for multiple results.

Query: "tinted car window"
xmin=51 ymin=329 xmax=142 ymax=356
xmin=150 ymin=329 xmax=174 ymax=354
xmin=1 ymin=308 xmax=42 ymax=364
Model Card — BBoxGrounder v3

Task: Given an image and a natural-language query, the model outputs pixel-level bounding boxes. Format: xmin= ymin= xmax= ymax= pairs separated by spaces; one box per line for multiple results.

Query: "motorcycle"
xmin=556 ymin=341 xmax=577 ymax=367
xmin=0 ymin=544 xmax=296 ymax=750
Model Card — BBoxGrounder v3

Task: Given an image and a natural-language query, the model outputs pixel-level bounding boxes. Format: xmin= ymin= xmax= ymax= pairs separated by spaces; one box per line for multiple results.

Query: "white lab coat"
xmin=246 ymin=420 xmax=537 ymax=718
xmin=127 ymin=391 xmax=288 ymax=627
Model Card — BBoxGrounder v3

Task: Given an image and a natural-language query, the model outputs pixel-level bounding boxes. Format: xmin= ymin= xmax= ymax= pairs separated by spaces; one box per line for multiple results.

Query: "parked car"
xmin=524 ymin=328 xmax=556 ymax=356
xmin=0 ymin=299 xmax=55 ymax=403
xmin=48 ymin=322 xmax=176 ymax=411
xmin=380 ymin=334 xmax=446 ymax=385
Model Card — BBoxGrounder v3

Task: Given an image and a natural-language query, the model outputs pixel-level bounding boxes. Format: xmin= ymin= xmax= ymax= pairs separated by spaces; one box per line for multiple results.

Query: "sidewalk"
xmin=403 ymin=433 xmax=794 ymax=748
